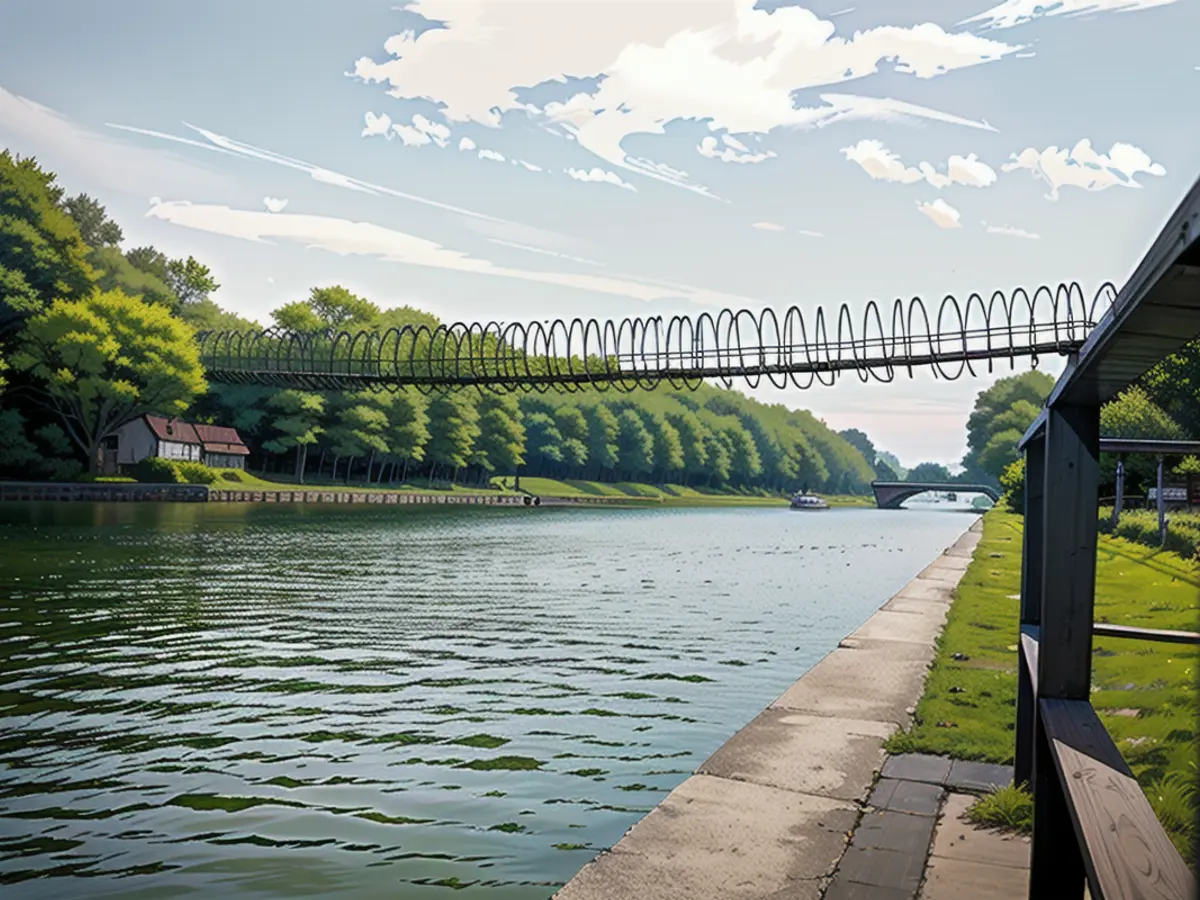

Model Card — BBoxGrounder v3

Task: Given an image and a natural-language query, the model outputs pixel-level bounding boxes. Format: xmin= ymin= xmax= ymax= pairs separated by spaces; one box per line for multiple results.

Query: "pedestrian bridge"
xmin=871 ymin=481 xmax=1000 ymax=509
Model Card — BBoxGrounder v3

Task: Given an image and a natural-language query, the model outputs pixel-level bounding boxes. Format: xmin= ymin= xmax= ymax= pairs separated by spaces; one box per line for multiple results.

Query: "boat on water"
xmin=789 ymin=493 xmax=829 ymax=510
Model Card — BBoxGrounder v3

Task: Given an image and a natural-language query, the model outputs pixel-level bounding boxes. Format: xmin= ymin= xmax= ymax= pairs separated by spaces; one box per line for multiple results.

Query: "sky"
xmin=1 ymin=0 xmax=1197 ymax=468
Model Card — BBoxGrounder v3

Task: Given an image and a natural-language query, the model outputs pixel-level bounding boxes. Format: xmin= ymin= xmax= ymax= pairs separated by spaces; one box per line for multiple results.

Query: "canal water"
xmin=0 ymin=502 xmax=977 ymax=898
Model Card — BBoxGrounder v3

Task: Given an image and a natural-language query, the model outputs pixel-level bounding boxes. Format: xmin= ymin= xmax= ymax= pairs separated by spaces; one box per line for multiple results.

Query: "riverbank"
xmin=555 ymin=517 xmax=983 ymax=899
xmin=0 ymin=476 xmax=876 ymax=509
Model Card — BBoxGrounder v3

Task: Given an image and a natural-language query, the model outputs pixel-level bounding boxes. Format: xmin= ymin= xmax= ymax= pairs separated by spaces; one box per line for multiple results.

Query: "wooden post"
xmin=1014 ymin=434 xmax=1045 ymax=789
xmin=1030 ymin=403 xmax=1099 ymax=900
xmin=1112 ymin=455 xmax=1124 ymax=526
xmin=1156 ymin=454 xmax=1166 ymax=545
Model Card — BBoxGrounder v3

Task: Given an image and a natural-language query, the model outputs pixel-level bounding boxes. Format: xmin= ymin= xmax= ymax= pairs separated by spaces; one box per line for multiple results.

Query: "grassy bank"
xmin=887 ymin=509 xmax=1198 ymax=855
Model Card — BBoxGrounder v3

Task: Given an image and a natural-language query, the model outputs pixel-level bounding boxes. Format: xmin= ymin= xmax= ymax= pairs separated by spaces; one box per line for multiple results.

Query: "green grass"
xmin=887 ymin=509 xmax=1198 ymax=857
xmin=967 ymin=783 xmax=1032 ymax=835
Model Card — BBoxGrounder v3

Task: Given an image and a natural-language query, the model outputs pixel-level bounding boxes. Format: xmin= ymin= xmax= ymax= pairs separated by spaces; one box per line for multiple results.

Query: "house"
xmin=193 ymin=423 xmax=250 ymax=469
xmin=115 ymin=414 xmax=249 ymax=470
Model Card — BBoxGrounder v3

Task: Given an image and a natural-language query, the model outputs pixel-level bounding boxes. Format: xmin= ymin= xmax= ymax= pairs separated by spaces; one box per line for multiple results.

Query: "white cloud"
xmin=566 ymin=167 xmax=636 ymax=192
xmin=960 ymin=0 xmax=1178 ymax=30
xmin=362 ymin=111 xmax=392 ymax=138
xmin=798 ymin=230 xmax=825 ymax=238
xmin=389 ymin=112 xmax=452 ymax=147
xmin=145 ymin=200 xmax=755 ymax=307
xmin=697 ymin=135 xmax=776 ymax=164
xmin=0 ymin=88 xmax=224 ymax=196
xmin=264 ymin=196 xmax=289 ymax=213
xmin=458 ymin=136 xmax=476 ymax=151
xmin=752 ymin=221 xmax=786 ymax=231
xmin=841 ymin=139 xmax=997 ymax=188
xmin=478 ymin=148 xmax=506 ymax=162
xmin=916 ymin=198 xmax=962 ymax=228
xmin=349 ymin=1 xmax=1020 ymax=193
xmin=985 ymin=223 xmax=1040 ymax=239
xmin=518 ymin=160 xmax=543 ymax=172
xmin=487 ymin=238 xmax=605 ymax=266
xmin=1002 ymin=139 xmax=1166 ymax=199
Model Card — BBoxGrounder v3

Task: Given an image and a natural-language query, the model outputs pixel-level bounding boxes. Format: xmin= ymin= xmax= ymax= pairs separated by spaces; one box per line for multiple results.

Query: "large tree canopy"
xmin=962 ymin=371 xmax=1055 ymax=482
xmin=12 ymin=288 xmax=206 ymax=471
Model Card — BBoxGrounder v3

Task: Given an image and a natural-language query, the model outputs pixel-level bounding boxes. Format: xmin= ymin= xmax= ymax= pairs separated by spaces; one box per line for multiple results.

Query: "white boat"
xmin=789 ymin=493 xmax=829 ymax=510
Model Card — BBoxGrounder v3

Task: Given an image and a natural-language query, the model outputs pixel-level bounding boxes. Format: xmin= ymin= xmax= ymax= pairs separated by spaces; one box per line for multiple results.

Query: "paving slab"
xmin=847 ymin=608 xmax=947 ymax=646
xmin=928 ymin=793 xmax=1030 ymax=869
xmin=880 ymin=754 xmax=952 ymax=785
xmin=852 ymin=810 xmax=937 ymax=856
xmin=887 ymin=579 xmax=955 ymax=604
xmin=880 ymin=598 xmax=951 ymax=618
xmin=946 ymin=760 xmax=1011 ymax=793
xmin=553 ymin=774 xmax=855 ymax=900
xmin=920 ymin=856 xmax=1029 ymax=899
xmin=835 ymin=845 xmax=924 ymax=895
xmin=698 ymin=708 xmax=894 ymax=802
xmin=770 ymin=646 xmax=931 ymax=725
xmin=824 ymin=881 xmax=913 ymax=900
xmin=866 ymin=778 xmax=944 ymax=816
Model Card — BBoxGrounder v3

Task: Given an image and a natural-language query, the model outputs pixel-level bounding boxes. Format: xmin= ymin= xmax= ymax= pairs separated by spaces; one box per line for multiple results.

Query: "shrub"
xmin=134 ymin=457 xmax=184 ymax=484
xmin=1099 ymin=507 xmax=1200 ymax=560
xmin=220 ymin=469 xmax=244 ymax=483
xmin=84 ymin=475 xmax=136 ymax=483
xmin=999 ymin=457 xmax=1025 ymax=514
xmin=176 ymin=462 xmax=220 ymax=484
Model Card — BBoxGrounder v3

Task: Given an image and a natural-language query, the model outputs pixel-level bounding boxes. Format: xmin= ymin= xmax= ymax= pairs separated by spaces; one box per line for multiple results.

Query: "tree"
xmin=12 ymin=288 xmax=206 ymax=472
xmin=647 ymin=414 xmax=684 ymax=479
xmin=424 ymin=391 xmax=479 ymax=479
xmin=262 ymin=390 xmax=325 ymax=482
xmin=62 ymin=193 xmax=123 ymax=248
xmin=722 ymin=424 xmax=762 ymax=485
xmin=874 ymin=458 xmax=899 ymax=481
xmin=584 ymin=404 xmax=619 ymax=477
xmin=907 ymin=462 xmax=952 ymax=483
xmin=524 ymin=412 xmax=564 ymax=472
xmin=272 ymin=301 xmax=325 ymax=332
xmin=962 ymin=371 xmax=1054 ymax=481
xmin=165 ymin=256 xmax=219 ymax=306
xmin=666 ymin=411 xmax=708 ymax=483
xmin=308 ymin=285 xmax=379 ymax=329
xmin=381 ymin=388 xmax=430 ymax=482
xmin=325 ymin=398 xmax=388 ymax=482
xmin=616 ymin=408 xmax=654 ymax=478
xmin=838 ymin=428 xmax=876 ymax=466
xmin=701 ymin=430 xmax=731 ymax=485
xmin=125 ymin=246 xmax=170 ymax=281
xmin=0 ymin=152 xmax=95 ymax=316
xmin=876 ymin=450 xmax=906 ymax=480
xmin=1140 ymin=338 xmax=1199 ymax=437
xmin=1099 ymin=385 xmax=1186 ymax=491
xmin=89 ymin=246 xmax=175 ymax=307
xmin=474 ymin=393 xmax=525 ymax=477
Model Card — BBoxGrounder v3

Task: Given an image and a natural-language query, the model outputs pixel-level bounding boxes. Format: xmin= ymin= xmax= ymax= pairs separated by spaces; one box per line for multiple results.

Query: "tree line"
xmin=0 ymin=150 xmax=880 ymax=494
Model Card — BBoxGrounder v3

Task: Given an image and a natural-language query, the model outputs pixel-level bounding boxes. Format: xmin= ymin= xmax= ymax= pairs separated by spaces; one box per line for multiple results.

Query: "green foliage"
xmin=962 ymin=371 xmax=1054 ymax=482
xmin=1147 ymin=772 xmax=1196 ymax=858
xmin=0 ymin=151 xmax=95 ymax=315
xmin=262 ymin=390 xmax=325 ymax=455
xmin=13 ymin=288 xmax=206 ymax=471
xmin=524 ymin=412 xmax=565 ymax=468
xmin=999 ymin=456 xmax=1025 ymax=514
xmin=877 ymin=450 xmax=906 ymax=479
xmin=474 ymin=393 xmax=524 ymax=473
xmin=176 ymin=461 xmax=220 ymax=484
xmin=88 ymin=244 xmax=175 ymax=307
xmin=134 ymin=457 xmax=184 ymax=483
xmin=584 ymin=404 xmax=619 ymax=473
xmin=1140 ymin=337 xmax=1200 ymax=438
xmin=165 ymin=256 xmax=219 ymax=306
xmin=616 ymin=408 xmax=654 ymax=477
xmin=62 ymin=193 xmax=123 ymax=249
xmin=1099 ymin=508 xmax=1200 ymax=560
xmin=425 ymin=391 xmax=479 ymax=470
xmin=1100 ymin=385 xmax=1187 ymax=492
xmin=837 ymin=428 xmax=875 ymax=465
xmin=907 ymin=461 xmax=952 ymax=483
xmin=967 ymin=784 xmax=1032 ymax=835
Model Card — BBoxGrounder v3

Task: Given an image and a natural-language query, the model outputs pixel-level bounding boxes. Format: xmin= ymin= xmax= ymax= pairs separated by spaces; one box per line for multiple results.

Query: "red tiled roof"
xmin=144 ymin=415 xmax=201 ymax=445
xmin=194 ymin=423 xmax=249 ymax=455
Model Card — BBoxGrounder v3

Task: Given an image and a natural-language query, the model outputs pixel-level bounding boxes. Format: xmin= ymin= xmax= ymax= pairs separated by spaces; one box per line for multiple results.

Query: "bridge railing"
xmin=196 ymin=283 xmax=1114 ymax=392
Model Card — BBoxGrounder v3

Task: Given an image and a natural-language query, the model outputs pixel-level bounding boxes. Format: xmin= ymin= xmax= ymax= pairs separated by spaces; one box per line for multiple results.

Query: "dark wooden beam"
xmin=1014 ymin=434 xmax=1046 ymax=788
xmin=1040 ymin=698 xmax=1195 ymax=899
xmin=1092 ymin=623 xmax=1200 ymax=645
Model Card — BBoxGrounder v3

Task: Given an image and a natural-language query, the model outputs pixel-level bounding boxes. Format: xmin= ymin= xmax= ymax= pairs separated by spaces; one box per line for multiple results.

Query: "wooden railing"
xmin=1015 ymin=415 xmax=1197 ymax=899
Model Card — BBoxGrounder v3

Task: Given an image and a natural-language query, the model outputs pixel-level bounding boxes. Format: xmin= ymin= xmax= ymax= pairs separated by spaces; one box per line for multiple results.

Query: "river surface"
xmin=0 ymin=502 xmax=976 ymax=898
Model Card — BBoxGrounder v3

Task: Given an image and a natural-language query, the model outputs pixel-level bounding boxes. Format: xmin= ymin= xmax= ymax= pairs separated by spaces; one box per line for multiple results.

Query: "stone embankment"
xmin=556 ymin=520 xmax=985 ymax=900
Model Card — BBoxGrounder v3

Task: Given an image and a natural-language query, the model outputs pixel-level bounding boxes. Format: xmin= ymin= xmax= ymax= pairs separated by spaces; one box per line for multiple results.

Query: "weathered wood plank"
xmin=1038 ymin=403 xmax=1100 ymax=700
xmin=1041 ymin=698 xmax=1195 ymax=900
xmin=1092 ymin=623 xmax=1200 ymax=646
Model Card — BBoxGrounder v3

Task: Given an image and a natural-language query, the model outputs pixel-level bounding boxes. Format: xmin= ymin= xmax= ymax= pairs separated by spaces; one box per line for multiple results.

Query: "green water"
xmin=0 ymin=502 xmax=976 ymax=898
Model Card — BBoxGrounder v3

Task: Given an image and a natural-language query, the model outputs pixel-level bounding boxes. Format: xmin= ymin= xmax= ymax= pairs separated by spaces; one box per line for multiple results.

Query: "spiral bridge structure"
xmin=198 ymin=281 xmax=1116 ymax=394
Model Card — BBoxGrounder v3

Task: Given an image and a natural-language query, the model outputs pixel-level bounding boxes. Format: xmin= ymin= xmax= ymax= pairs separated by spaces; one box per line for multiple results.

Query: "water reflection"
xmin=0 ymin=503 xmax=975 ymax=897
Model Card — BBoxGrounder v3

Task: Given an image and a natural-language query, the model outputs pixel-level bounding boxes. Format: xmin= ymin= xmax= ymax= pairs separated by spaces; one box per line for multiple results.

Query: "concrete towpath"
xmin=556 ymin=519 xmax=1006 ymax=900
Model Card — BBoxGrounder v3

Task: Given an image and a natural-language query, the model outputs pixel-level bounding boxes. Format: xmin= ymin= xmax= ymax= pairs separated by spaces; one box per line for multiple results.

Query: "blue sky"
xmin=1 ymin=0 xmax=1197 ymax=466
